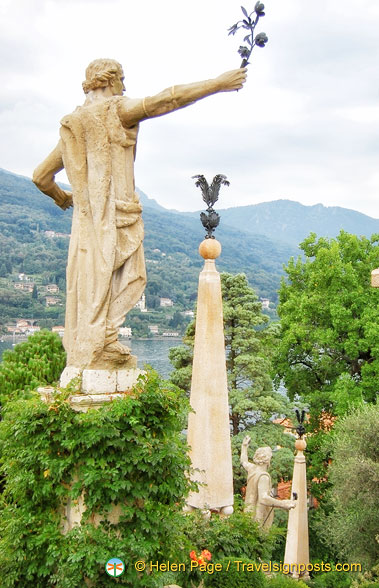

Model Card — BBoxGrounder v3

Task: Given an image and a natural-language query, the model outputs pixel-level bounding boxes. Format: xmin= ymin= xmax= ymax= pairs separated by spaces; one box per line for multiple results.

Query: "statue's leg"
xmin=103 ymin=247 xmax=146 ymax=361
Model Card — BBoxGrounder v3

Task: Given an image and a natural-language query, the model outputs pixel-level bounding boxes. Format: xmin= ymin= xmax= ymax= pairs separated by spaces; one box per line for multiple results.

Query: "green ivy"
xmin=0 ymin=330 xmax=66 ymax=404
xmin=0 ymin=370 xmax=195 ymax=587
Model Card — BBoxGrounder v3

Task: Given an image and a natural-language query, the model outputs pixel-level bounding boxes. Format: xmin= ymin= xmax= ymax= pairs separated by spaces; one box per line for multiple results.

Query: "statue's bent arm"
xmin=118 ymin=68 xmax=247 ymax=126
xmin=33 ymin=141 xmax=73 ymax=210
xmin=258 ymin=476 xmax=295 ymax=510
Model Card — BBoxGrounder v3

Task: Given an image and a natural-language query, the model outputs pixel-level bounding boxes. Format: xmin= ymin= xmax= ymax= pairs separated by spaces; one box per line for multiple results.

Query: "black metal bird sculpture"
xmin=295 ymin=409 xmax=306 ymax=439
xmin=192 ymin=174 xmax=229 ymax=239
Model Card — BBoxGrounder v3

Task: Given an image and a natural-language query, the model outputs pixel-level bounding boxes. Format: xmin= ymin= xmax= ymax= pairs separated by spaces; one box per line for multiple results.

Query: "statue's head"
xmin=253 ymin=446 xmax=272 ymax=466
xmin=82 ymin=59 xmax=124 ymax=94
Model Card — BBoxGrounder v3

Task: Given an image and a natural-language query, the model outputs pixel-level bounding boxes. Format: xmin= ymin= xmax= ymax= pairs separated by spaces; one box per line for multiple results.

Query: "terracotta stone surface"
xmin=186 ymin=241 xmax=233 ymax=512
xmin=277 ymin=480 xmax=292 ymax=500
xmin=32 ymin=59 xmax=247 ymax=371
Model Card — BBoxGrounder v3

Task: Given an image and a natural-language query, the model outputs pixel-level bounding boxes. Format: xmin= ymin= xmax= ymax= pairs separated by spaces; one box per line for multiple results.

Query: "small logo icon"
xmin=106 ymin=558 xmax=125 ymax=577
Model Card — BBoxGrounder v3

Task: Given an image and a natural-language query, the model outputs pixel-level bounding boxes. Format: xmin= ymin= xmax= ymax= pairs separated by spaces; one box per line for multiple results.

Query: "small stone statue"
xmin=240 ymin=435 xmax=296 ymax=529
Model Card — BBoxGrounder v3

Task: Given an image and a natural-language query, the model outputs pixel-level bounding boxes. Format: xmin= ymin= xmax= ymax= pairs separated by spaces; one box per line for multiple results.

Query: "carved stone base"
xmin=59 ymin=363 xmax=143 ymax=393
xmin=39 ymin=366 xmax=145 ymax=412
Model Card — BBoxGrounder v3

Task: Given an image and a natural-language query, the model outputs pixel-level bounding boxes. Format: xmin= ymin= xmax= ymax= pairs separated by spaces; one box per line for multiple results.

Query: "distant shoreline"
xmin=0 ymin=334 xmax=182 ymax=343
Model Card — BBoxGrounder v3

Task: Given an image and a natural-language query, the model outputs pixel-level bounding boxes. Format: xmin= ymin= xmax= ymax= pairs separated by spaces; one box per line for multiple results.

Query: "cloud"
xmin=1 ymin=0 xmax=379 ymax=219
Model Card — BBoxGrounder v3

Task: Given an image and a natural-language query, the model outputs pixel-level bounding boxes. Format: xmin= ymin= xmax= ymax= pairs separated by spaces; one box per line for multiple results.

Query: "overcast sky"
xmin=1 ymin=0 xmax=379 ymax=218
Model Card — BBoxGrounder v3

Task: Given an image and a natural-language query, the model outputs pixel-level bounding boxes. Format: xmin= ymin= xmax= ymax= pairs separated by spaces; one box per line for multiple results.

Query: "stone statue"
xmin=33 ymin=59 xmax=247 ymax=370
xmin=241 ymin=435 xmax=296 ymax=529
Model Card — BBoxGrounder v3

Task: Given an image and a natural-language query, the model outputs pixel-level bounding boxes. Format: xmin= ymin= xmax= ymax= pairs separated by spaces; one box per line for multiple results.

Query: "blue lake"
xmin=0 ymin=337 xmax=181 ymax=379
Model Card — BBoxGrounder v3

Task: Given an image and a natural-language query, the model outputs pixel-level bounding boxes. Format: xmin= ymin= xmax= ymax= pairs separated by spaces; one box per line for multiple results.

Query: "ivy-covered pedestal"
xmin=38 ymin=367 xmax=146 ymax=535
xmin=0 ymin=370 xmax=193 ymax=586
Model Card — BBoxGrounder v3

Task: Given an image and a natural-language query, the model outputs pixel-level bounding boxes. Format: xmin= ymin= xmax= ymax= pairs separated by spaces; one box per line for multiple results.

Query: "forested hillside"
xmin=0 ymin=169 xmax=297 ymax=334
xmin=2 ymin=168 xmax=378 ymax=335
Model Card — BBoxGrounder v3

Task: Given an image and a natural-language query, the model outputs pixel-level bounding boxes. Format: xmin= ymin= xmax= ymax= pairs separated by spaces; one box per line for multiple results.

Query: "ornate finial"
xmin=228 ymin=2 xmax=268 ymax=68
xmin=295 ymin=409 xmax=306 ymax=439
xmin=192 ymin=174 xmax=229 ymax=239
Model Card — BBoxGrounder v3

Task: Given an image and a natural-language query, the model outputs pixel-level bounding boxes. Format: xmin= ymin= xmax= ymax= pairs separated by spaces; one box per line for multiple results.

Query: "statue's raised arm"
xmin=118 ymin=68 xmax=247 ymax=126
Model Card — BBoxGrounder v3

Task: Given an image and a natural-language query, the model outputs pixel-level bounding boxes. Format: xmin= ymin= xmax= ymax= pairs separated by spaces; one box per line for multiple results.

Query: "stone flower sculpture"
xmin=228 ymin=2 xmax=268 ymax=67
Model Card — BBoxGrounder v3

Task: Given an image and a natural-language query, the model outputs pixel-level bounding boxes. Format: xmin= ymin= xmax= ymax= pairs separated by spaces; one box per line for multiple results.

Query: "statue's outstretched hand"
xmin=55 ymin=190 xmax=73 ymax=210
xmin=242 ymin=435 xmax=251 ymax=447
xmin=217 ymin=68 xmax=247 ymax=92
xmin=282 ymin=500 xmax=297 ymax=511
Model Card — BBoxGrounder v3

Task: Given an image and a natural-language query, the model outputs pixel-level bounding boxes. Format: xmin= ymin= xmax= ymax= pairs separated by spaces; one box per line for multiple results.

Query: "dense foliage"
xmin=221 ymin=273 xmax=289 ymax=434
xmin=274 ymin=231 xmax=379 ymax=493
xmin=0 ymin=330 xmax=66 ymax=405
xmin=276 ymin=231 xmax=379 ymax=418
xmin=316 ymin=404 xmax=379 ymax=570
xmin=174 ymin=508 xmax=277 ymax=588
xmin=0 ymin=371 xmax=194 ymax=587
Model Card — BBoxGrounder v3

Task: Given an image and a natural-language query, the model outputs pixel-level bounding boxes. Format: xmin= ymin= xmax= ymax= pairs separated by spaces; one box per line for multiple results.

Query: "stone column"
xmin=186 ymin=238 xmax=233 ymax=515
xmin=371 ymin=268 xmax=379 ymax=288
xmin=284 ymin=438 xmax=310 ymax=580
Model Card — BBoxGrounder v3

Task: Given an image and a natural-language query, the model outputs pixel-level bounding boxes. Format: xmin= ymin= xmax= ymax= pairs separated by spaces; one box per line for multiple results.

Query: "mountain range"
xmin=1 ymin=167 xmax=379 ymax=313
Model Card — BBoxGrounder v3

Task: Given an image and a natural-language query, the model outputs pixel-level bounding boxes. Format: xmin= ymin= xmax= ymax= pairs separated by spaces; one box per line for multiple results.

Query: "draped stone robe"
xmin=245 ymin=469 xmax=274 ymax=529
xmin=60 ymin=96 xmax=146 ymax=368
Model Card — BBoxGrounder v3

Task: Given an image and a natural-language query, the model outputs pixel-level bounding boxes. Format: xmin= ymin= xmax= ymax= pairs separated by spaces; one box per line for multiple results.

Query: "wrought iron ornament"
xmin=228 ymin=2 xmax=268 ymax=67
xmin=192 ymin=174 xmax=230 ymax=239
xmin=295 ymin=409 xmax=306 ymax=439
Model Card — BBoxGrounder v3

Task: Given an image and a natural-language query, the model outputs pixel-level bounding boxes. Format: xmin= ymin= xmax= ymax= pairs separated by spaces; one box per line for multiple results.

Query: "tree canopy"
xmin=275 ymin=231 xmax=379 ymax=427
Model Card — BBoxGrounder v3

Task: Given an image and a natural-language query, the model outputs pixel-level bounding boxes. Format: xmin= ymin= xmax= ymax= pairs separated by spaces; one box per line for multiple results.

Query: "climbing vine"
xmin=0 ymin=370 xmax=194 ymax=587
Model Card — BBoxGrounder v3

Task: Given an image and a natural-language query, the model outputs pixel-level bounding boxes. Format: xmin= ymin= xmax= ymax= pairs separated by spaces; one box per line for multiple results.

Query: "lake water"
xmin=0 ymin=337 xmax=181 ymax=379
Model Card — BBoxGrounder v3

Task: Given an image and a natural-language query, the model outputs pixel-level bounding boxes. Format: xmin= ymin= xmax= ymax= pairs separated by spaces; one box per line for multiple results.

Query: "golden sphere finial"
xmin=199 ymin=239 xmax=222 ymax=259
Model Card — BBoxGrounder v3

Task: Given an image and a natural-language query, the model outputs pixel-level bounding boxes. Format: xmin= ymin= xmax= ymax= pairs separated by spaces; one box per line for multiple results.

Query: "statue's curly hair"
xmin=82 ymin=58 xmax=123 ymax=94
xmin=253 ymin=446 xmax=272 ymax=465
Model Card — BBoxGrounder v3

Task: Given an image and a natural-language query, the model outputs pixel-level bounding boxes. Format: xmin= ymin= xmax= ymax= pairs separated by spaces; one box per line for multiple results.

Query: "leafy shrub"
xmin=316 ymin=404 xmax=379 ymax=569
xmin=203 ymin=556 xmax=266 ymax=588
xmin=312 ymin=571 xmax=352 ymax=587
xmin=0 ymin=330 xmax=65 ymax=404
xmin=266 ymin=576 xmax=308 ymax=587
xmin=0 ymin=370 xmax=193 ymax=587
xmin=351 ymin=563 xmax=379 ymax=587
xmin=173 ymin=504 xmax=280 ymax=587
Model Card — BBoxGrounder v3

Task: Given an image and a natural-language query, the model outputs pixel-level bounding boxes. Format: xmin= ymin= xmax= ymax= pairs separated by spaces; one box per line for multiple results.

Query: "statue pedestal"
xmin=38 ymin=365 xmax=145 ymax=531
xmin=186 ymin=239 xmax=233 ymax=514
xmin=39 ymin=363 xmax=145 ymax=412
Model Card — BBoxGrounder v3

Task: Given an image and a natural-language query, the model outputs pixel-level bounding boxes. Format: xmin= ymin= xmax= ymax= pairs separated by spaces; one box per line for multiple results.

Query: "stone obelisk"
xmin=284 ymin=411 xmax=310 ymax=579
xmin=371 ymin=268 xmax=379 ymax=288
xmin=186 ymin=175 xmax=233 ymax=515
